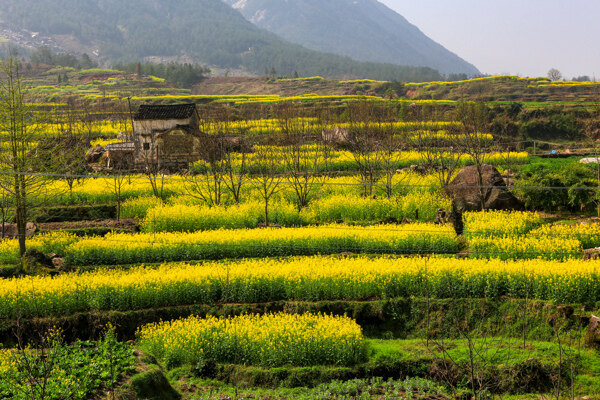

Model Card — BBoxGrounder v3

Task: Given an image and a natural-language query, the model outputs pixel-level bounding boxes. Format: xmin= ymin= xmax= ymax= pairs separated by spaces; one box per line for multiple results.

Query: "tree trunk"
xmin=15 ymin=175 xmax=26 ymax=258
xmin=264 ymin=197 xmax=269 ymax=226
xmin=116 ymin=193 xmax=121 ymax=223
xmin=476 ymin=163 xmax=486 ymax=211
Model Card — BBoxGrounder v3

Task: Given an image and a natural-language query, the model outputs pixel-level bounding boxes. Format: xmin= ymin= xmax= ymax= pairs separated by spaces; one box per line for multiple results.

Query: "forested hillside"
xmin=0 ymin=0 xmax=442 ymax=81
xmin=223 ymin=0 xmax=479 ymax=75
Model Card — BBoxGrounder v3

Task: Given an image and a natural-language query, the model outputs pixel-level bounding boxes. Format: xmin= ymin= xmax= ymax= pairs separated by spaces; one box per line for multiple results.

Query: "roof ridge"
xmin=134 ymin=103 xmax=197 ymax=121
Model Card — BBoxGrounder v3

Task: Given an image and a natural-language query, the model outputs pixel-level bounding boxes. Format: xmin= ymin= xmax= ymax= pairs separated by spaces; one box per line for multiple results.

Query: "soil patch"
xmin=37 ymin=218 xmax=139 ymax=232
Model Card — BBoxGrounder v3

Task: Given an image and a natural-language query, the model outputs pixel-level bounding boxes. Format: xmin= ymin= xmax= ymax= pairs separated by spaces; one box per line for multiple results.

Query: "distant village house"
xmin=103 ymin=103 xmax=205 ymax=171
xmin=132 ymin=103 xmax=205 ymax=171
xmin=95 ymin=103 xmax=253 ymax=172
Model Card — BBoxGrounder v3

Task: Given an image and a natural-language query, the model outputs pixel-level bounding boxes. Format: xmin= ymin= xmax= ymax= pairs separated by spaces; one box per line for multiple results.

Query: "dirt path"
xmin=37 ymin=218 xmax=139 ymax=231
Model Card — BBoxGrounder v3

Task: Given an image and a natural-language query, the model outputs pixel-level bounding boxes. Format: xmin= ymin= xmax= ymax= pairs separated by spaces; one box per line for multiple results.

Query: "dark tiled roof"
xmin=134 ymin=104 xmax=197 ymax=121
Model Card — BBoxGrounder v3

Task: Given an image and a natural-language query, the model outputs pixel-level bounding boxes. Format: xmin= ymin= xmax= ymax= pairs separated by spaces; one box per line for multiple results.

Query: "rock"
xmin=446 ymin=164 xmax=524 ymax=212
xmin=556 ymin=305 xmax=574 ymax=318
xmin=573 ymin=313 xmax=591 ymax=326
xmin=583 ymin=248 xmax=600 ymax=260
xmin=85 ymin=145 xmax=105 ymax=163
xmin=198 ymin=135 xmax=254 ymax=164
xmin=0 ymin=222 xmax=37 ymax=239
xmin=22 ymin=249 xmax=54 ymax=275
xmin=322 ymin=127 xmax=354 ymax=145
xmin=26 ymin=222 xmax=37 ymax=237
xmin=52 ymin=257 xmax=66 ymax=270
xmin=585 ymin=315 xmax=600 ymax=348
xmin=221 ymin=136 xmax=254 ymax=153
xmin=580 ymin=157 xmax=600 ymax=164
xmin=435 ymin=208 xmax=449 ymax=225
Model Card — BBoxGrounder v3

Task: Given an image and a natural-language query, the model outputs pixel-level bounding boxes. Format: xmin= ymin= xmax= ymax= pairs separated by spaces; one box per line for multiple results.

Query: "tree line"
xmin=113 ymin=62 xmax=210 ymax=88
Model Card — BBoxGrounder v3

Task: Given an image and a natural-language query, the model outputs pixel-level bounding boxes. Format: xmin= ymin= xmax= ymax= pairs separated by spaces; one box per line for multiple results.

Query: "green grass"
xmin=171 ymin=376 xmax=449 ymax=399
xmin=155 ymin=337 xmax=600 ymax=398
xmin=520 ymin=156 xmax=582 ymax=173
xmin=370 ymin=338 xmax=600 ymax=398
xmin=369 ymin=338 xmax=579 ymax=367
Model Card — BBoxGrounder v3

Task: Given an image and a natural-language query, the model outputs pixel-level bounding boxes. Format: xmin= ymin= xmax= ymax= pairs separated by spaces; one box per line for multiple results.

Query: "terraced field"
xmin=2 ymin=68 xmax=600 ymax=399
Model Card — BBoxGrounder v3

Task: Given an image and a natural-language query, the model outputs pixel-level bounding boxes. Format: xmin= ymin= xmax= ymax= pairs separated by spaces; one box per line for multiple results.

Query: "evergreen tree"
xmin=79 ymin=53 xmax=95 ymax=69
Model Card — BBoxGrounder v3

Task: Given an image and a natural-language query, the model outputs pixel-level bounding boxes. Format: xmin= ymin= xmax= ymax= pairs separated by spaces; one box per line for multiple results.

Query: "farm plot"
xmin=3 ymin=255 xmax=600 ymax=319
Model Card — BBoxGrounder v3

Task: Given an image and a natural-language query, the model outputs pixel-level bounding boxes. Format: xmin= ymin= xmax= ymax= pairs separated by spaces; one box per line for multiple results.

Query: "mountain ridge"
xmin=223 ymin=0 xmax=479 ymax=76
xmin=0 ymin=0 xmax=443 ymax=82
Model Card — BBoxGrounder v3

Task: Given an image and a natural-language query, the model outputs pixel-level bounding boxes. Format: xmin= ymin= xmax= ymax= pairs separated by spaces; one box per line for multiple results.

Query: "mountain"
xmin=223 ymin=0 xmax=479 ymax=76
xmin=0 ymin=0 xmax=443 ymax=82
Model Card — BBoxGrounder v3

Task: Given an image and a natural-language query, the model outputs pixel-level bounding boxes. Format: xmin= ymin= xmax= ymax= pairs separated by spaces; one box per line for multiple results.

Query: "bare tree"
xmin=347 ymin=101 xmax=385 ymax=197
xmin=139 ymin=132 xmax=166 ymax=202
xmin=199 ymin=112 xmax=248 ymax=205
xmin=8 ymin=320 xmax=71 ymax=400
xmin=39 ymin=106 xmax=91 ymax=199
xmin=0 ymin=56 xmax=50 ymax=259
xmin=184 ymin=136 xmax=226 ymax=207
xmin=453 ymin=102 xmax=493 ymax=210
xmin=222 ymin=146 xmax=247 ymax=205
xmin=251 ymin=145 xmax=284 ymax=226
xmin=426 ymin=299 xmax=513 ymax=399
xmin=415 ymin=124 xmax=464 ymax=192
xmin=375 ymin=105 xmax=407 ymax=199
xmin=103 ymin=169 xmax=127 ymax=223
xmin=280 ymin=115 xmax=325 ymax=210
xmin=548 ymin=68 xmax=563 ymax=82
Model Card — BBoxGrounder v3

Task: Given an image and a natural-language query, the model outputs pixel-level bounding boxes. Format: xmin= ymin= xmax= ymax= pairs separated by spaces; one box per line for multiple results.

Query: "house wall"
xmin=134 ymin=118 xmax=192 ymax=135
xmin=133 ymin=133 xmax=156 ymax=168
xmin=107 ymin=149 xmax=134 ymax=170
xmin=156 ymin=128 xmax=203 ymax=167
xmin=134 ymin=127 xmax=204 ymax=170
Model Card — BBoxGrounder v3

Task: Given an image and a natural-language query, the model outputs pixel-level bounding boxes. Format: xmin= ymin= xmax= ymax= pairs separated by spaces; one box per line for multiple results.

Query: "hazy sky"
xmin=379 ymin=0 xmax=599 ymax=79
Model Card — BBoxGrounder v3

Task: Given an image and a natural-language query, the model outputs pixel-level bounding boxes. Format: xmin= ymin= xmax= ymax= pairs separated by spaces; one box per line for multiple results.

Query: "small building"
xmin=132 ymin=103 xmax=205 ymax=171
xmin=105 ymin=142 xmax=135 ymax=170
